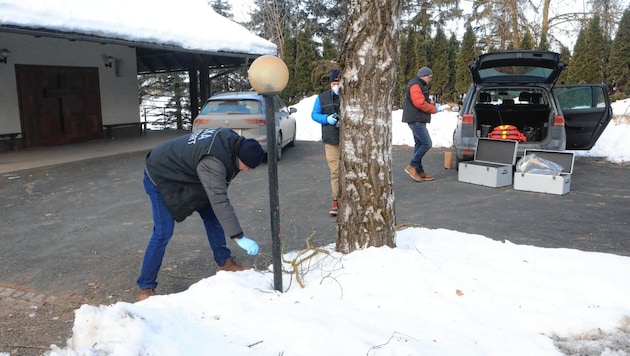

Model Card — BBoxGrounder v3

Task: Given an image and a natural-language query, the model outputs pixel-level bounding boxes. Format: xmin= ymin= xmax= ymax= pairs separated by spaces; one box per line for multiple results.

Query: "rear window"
xmin=478 ymin=66 xmax=556 ymax=82
xmin=200 ymin=99 xmax=262 ymax=114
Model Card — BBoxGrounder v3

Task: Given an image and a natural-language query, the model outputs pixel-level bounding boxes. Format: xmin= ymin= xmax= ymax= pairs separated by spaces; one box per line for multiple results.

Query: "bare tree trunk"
xmin=335 ymin=1 xmax=402 ymax=253
xmin=541 ymin=0 xmax=551 ymax=44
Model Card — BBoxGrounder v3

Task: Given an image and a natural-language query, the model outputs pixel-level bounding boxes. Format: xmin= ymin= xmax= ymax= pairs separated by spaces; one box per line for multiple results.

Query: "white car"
xmin=192 ymin=92 xmax=297 ymax=160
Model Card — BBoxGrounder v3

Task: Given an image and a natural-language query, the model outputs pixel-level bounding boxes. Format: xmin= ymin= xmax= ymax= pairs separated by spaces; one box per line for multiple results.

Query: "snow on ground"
xmin=39 ymin=98 xmax=630 ymax=356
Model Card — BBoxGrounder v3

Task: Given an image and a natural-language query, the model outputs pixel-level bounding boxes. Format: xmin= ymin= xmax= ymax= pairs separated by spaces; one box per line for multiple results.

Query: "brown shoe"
xmin=404 ymin=165 xmax=423 ymax=182
xmin=328 ymin=199 xmax=338 ymax=216
xmin=217 ymin=257 xmax=250 ymax=272
xmin=136 ymin=288 xmax=156 ymax=302
xmin=418 ymin=172 xmax=435 ymax=181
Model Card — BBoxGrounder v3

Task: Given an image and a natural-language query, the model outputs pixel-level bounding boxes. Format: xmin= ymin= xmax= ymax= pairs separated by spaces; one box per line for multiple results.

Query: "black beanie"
xmin=329 ymin=69 xmax=340 ymax=83
xmin=238 ymin=138 xmax=264 ymax=168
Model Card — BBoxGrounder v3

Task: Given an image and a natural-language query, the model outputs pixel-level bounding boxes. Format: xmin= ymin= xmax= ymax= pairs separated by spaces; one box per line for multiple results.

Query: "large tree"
xmin=455 ymin=25 xmax=477 ymax=97
xmin=607 ymin=7 xmax=630 ymax=96
xmin=336 ymin=0 xmax=402 ymax=253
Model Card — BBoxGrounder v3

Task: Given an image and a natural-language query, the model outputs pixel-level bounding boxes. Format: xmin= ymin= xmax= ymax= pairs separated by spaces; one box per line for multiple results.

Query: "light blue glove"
xmin=326 ymin=114 xmax=338 ymax=125
xmin=435 ymin=103 xmax=441 ymax=112
xmin=236 ymin=236 xmax=259 ymax=255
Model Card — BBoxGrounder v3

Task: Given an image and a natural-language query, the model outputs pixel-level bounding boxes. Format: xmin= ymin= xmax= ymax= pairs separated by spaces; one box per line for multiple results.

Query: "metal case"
xmin=457 ymin=139 xmax=519 ymax=188
xmin=513 ymin=149 xmax=575 ymax=195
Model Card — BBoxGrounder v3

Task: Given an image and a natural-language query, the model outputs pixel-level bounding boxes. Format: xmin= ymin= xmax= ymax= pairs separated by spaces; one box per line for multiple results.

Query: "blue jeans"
xmin=137 ymin=171 xmax=232 ymax=289
xmin=408 ymin=122 xmax=433 ymax=174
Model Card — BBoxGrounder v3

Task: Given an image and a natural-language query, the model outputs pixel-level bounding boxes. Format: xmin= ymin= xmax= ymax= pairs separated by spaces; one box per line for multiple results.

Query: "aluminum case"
xmin=457 ymin=138 xmax=519 ymax=188
xmin=513 ymin=149 xmax=575 ymax=195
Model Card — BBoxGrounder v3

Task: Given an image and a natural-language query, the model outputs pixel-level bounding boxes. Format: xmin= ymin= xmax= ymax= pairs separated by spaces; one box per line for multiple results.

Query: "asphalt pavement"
xmin=1 ymin=135 xmax=629 ymax=303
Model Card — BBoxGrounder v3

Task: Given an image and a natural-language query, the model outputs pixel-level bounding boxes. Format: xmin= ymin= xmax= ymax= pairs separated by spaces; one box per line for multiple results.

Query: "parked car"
xmin=453 ymin=50 xmax=613 ymax=163
xmin=192 ymin=92 xmax=297 ymax=160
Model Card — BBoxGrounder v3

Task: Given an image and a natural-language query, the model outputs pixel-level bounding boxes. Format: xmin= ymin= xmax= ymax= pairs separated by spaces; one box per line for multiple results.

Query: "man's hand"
xmin=236 ymin=237 xmax=259 ymax=255
xmin=326 ymin=114 xmax=339 ymax=125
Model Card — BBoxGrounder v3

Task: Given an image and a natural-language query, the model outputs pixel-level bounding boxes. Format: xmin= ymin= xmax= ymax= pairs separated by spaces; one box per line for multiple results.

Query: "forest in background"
xmin=140 ymin=0 xmax=630 ymax=128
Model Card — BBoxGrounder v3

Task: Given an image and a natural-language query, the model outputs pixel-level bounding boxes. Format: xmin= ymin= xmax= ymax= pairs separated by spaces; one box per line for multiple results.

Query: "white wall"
xmin=0 ymin=32 xmax=139 ymax=135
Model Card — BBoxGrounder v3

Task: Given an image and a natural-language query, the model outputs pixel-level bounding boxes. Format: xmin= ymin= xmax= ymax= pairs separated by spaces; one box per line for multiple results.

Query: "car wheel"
xmin=287 ymin=124 xmax=296 ymax=147
xmin=276 ymin=132 xmax=283 ymax=161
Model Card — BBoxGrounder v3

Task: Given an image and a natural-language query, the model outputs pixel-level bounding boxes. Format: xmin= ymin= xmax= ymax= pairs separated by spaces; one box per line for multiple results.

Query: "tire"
xmin=276 ymin=132 xmax=283 ymax=161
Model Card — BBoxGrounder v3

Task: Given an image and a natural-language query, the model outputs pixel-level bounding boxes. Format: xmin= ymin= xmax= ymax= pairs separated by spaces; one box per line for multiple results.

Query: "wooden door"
xmin=15 ymin=65 xmax=103 ymax=147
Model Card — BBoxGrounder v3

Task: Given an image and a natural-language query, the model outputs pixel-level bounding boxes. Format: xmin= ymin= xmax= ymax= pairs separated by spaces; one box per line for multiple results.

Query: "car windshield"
xmin=200 ymin=99 xmax=262 ymax=114
xmin=477 ymin=66 xmax=555 ymax=82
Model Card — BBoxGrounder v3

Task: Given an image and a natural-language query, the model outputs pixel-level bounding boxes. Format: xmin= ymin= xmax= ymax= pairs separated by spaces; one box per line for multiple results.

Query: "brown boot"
xmin=404 ymin=165 xmax=423 ymax=182
xmin=328 ymin=199 xmax=338 ymax=216
xmin=136 ymin=288 xmax=156 ymax=302
xmin=418 ymin=172 xmax=435 ymax=181
xmin=217 ymin=257 xmax=250 ymax=272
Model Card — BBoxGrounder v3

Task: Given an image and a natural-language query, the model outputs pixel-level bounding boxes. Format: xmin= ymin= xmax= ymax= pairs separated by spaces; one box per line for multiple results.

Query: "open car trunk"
xmin=473 ymin=89 xmax=553 ymax=143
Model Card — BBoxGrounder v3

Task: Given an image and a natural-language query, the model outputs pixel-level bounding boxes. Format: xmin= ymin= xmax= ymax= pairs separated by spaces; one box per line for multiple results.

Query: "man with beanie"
xmin=136 ymin=128 xmax=264 ymax=301
xmin=402 ymin=66 xmax=439 ymax=182
xmin=311 ymin=69 xmax=342 ymax=216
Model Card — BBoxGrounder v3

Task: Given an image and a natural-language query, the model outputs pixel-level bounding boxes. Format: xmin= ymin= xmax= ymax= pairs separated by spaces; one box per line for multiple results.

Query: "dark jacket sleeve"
xmin=196 ymin=156 xmax=244 ymax=239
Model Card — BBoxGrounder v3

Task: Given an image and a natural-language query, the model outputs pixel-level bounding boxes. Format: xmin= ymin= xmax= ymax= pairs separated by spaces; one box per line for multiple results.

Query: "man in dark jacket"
xmin=311 ymin=69 xmax=342 ymax=216
xmin=402 ymin=66 xmax=439 ymax=182
xmin=136 ymin=128 xmax=264 ymax=301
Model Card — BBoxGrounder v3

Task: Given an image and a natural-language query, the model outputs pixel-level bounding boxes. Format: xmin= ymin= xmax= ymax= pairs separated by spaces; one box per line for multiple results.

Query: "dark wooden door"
xmin=15 ymin=65 xmax=103 ymax=147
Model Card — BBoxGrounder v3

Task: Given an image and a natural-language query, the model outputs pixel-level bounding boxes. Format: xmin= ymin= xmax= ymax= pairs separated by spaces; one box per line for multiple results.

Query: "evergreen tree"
xmin=607 ymin=7 xmax=630 ymax=97
xmin=566 ymin=27 xmax=588 ymax=83
xmin=557 ymin=44 xmax=572 ymax=85
xmin=446 ymin=33 xmax=460 ymax=102
xmin=582 ymin=14 xmax=608 ymax=84
xmin=455 ymin=25 xmax=477 ymax=98
xmin=209 ymin=0 xmax=233 ymax=20
xmin=430 ymin=26 xmax=450 ymax=102
xmin=520 ymin=32 xmax=534 ymax=50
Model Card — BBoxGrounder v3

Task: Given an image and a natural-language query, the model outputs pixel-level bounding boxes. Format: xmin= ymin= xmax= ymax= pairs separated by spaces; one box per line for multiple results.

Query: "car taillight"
xmin=193 ymin=118 xmax=210 ymax=125
xmin=553 ymin=115 xmax=565 ymax=126
xmin=462 ymin=114 xmax=473 ymax=124
xmin=245 ymin=118 xmax=266 ymax=125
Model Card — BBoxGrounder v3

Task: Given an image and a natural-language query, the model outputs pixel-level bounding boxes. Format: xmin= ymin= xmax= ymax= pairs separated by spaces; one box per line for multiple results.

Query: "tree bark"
xmin=335 ymin=1 xmax=402 ymax=253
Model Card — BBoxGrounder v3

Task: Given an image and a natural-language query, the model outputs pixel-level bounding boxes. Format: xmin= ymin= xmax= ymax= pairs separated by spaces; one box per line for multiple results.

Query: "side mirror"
xmin=289 ymin=107 xmax=297 ymax=114
xmin=451 ymin=105 xmax=460 ymax=112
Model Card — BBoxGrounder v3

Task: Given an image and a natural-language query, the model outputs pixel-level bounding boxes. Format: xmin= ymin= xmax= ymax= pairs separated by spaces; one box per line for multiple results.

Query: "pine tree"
xmin=455 ymin=25 xmax=477 ymax=98
xmin=607 ymin=7 xmax=630 ymax=96
xmin=430 ymin=27 xmax=450 ymax=102
xmin=446 ymin=33 xmax=460 ymax=102
xmin=566 ymin=27 xmax=587 ymax=83
xmin=520 ymin=32 xmax=534 ymax=50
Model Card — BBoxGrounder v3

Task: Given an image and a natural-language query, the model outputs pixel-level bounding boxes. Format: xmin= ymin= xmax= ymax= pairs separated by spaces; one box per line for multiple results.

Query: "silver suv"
xmin=453 ymin=50 xmax=613 ymax=162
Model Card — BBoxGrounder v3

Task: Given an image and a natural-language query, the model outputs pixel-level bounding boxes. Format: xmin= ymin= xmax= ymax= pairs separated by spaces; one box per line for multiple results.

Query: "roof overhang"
xmin=0 ymin=25 xmax=259 ymax=74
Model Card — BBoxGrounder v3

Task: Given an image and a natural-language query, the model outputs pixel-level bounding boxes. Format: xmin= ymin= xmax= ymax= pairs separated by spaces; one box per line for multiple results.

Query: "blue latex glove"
xmin=435 ymin=103 xmax=441 ymax=112
xmin=326 ymin=114 xmax=338 ymax=125
xmin=236 ymin=236 xmax=259 ymax=255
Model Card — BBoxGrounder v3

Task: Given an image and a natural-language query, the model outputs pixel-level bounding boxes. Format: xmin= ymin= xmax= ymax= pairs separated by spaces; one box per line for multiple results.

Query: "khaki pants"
xmin=324 ymin=144 xmax=341 ymax=200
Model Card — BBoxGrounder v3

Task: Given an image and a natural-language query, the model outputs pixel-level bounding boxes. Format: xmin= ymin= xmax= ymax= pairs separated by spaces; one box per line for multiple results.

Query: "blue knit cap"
xmin=238 ymin=138 xmax=264 ymax=168
xmin=329 ymin=69 xmax=341 ymax=83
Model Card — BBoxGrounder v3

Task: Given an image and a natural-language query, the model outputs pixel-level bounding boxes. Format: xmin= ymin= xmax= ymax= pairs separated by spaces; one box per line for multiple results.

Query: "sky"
xmin=32 ymin=99 xmax=630 ymax=356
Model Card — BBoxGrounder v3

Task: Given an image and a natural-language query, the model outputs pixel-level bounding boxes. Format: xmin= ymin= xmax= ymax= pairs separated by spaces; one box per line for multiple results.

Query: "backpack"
xmin=487 ymin=125 xmax=527 ymax=142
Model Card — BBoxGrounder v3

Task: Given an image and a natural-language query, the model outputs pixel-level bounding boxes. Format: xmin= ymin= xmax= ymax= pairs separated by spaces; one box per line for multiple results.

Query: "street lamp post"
xmin=247 ymin=55 xmax=289 ymax=293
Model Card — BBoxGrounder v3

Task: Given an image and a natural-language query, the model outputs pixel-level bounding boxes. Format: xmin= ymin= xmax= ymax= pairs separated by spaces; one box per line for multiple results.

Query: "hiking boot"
xmin=329 ymin=199 xmax=338 ymax=216
xmin=404 ymin=165 xmax=423 ymax=182
xmin=217 ymin=257 xmax=250 ymax=272
xmin=136 ymin=288 xmax=156 ymax=302
xmin=418 ymin=172 xmax=435 ymax=181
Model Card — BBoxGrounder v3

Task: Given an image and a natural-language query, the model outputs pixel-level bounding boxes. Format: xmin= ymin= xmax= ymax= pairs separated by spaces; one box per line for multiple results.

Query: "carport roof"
xmin=0 ymin=0 xmax=277 ymax=73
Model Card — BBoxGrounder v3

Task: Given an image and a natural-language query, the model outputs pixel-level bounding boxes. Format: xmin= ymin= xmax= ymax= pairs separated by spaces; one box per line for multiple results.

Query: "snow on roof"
xmin=0 ymin=0 xmax=277 ymax=56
